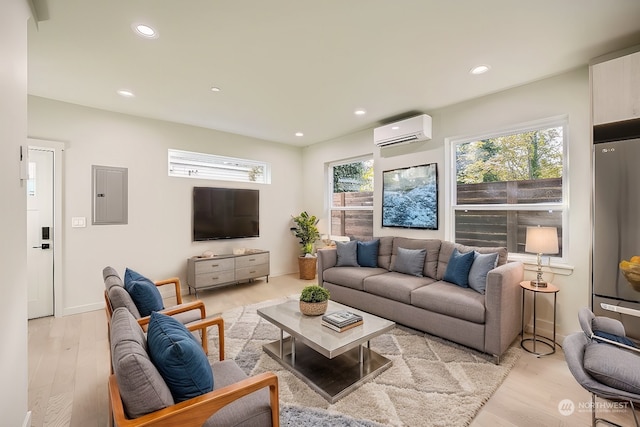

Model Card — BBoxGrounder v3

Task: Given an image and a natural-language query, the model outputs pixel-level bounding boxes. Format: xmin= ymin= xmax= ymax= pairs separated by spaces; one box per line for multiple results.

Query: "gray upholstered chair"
xmin=108 ymin=307 xmax=279 ymax=426
xmin=564 ymin=307 xmax=640 ymax=426
xmin=103 ymin=266 xmax=210 ymax=353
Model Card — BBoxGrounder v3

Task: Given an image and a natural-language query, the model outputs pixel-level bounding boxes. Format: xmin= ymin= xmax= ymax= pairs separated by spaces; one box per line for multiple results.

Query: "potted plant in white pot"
xmin=291 ymin=211 xmax=321 ymax=280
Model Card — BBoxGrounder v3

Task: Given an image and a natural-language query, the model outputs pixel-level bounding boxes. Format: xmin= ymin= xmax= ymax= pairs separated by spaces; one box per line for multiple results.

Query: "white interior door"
xmin=27 ymin=148 xmax=54 ymax=319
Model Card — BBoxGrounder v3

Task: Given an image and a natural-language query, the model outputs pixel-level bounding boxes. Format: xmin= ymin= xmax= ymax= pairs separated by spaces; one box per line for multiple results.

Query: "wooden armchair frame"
xmin=109 ymin=372 xmax=279 ymax=427
xmin=104 ymin=277 xmax=209 ymax=353
xmin=108 ymin=316 xmax=279 ymax=427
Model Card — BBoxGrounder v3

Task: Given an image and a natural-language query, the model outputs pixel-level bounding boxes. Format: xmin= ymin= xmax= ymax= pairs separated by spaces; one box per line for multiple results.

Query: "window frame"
xmin=168 ymin=149 xmax=271 ymax=184
xmin=445 ymin=115 xmax=569 ymax=264
xmin=327 ymin=155 xmax=374 ymax=239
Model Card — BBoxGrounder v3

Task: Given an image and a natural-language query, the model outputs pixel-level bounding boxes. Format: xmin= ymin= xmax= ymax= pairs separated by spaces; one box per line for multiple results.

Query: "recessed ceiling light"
xmin=354 ymin=109 xmax=366 ymax=116
xmin=117 ymin=89 xmax=135 ymax=98
xmin=295 ymin=132 xmax=304 ymax=137
xmin=210 ymin=86 xmax=221 ymax=92
xmin=391 ymin=126 xmax=400 ymax=130
xmin=132 ymin=23 xmax=158 ymax=39
xmin=470 ymin=64 xmax=490 ymax=75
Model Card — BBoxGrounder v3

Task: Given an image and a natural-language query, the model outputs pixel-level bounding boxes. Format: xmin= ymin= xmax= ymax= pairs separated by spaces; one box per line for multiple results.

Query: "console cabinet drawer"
xmin=236 ymin=264 xmax=270 ymax=281
xmin=194 ymin=270 xmax=235 ymax=287
xmin=194 ymin=258 xmax=234 ymax=275
xmin=236 ymin=253 xmax=269 ymax=268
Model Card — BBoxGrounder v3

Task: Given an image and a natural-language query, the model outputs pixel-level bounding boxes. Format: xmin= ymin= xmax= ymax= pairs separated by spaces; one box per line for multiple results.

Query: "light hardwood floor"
xmin=28 ymin=273 xmax=638 ymax=427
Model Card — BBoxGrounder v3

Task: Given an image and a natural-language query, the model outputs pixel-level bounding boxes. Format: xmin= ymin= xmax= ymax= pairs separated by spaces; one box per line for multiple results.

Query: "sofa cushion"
xmin=124 ymin=268 xmax=164 ymax=317
xmin=468 ymin=251 xmax=499 ymax=294
xmin=377 ymin=236 xmax=394 ymax=270
xmin=390 ymin=237 xmax=441 ymax=278
xmin=584 ymin=342 xmax=640 ymax=395
xmin=336 ymin=241 xmax=359 ymax=267
xmin=203 ymin=360 xmax=273 ymax=427
xmin=110 ymin=307 xmax=174 ymax=418
xmin=443 ymin=248 xmax=475 ymax=288
xmin=392 ymin=247 xmax=427 ymax=277
xmin=322 ymin=266 xmax=387 ymax=291
xmin=364 ymin=272 xmax=433 ymax=304
xmin=357 ymin=239 xmax=379 ymax=267
xmin=437 ymin=241 xmax=507 ymax=280
xmin=411 ymin=281 xmax=486 ymax=324
xmin=147 ymin=312 xmax=214 ymax=402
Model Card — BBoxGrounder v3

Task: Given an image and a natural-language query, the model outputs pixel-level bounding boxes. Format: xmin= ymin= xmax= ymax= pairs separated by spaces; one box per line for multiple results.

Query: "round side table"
xmin=520 ymin=281 xmax=559 ymax=356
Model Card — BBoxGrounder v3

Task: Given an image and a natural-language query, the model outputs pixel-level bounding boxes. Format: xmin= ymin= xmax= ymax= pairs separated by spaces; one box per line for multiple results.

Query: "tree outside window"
xmin=452 ymin=121 xmax=565 ymax=257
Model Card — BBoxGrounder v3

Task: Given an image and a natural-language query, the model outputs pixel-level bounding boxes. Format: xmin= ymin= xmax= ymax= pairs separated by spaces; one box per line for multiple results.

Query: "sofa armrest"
xmin=317 ymin=248 xmax=337 ymax=286
xmin=483 ymin=261 xmax=524 ymax=358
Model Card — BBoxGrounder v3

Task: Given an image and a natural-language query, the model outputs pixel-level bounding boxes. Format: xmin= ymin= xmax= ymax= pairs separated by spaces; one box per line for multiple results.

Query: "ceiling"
xmin=27 ymin=0 xmax=640 ymax=146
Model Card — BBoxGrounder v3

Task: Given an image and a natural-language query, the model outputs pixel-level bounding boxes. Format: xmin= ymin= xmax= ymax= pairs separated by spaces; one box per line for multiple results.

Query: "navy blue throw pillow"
xmin=443 ymin=248 xmax=475 ymax=288
xmin=357 ymin=239 xmax=379 ymax=267
xmin=147 ymin=312 xmax=214 ymax=402
xmin=123 ymin=268 xmax=164 ymax=317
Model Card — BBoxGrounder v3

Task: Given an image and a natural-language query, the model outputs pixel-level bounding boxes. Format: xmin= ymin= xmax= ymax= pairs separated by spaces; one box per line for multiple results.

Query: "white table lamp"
xmin=525 ymin=226 xmax=559 ymax=287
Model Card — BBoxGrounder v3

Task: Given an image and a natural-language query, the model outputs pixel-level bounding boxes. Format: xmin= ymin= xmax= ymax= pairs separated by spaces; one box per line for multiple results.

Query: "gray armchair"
xmin=564 ymin=307 xmax=640 ymax=426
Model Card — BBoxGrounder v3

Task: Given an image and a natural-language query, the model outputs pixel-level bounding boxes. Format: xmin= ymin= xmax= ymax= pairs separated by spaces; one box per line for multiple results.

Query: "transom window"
xmin=328 ymin=157 xmax=374 ymax=241
xmin=449 ymin=117 xmax=566 ymax=258
xmin=168 ymin=149 xmax=271 ymax=184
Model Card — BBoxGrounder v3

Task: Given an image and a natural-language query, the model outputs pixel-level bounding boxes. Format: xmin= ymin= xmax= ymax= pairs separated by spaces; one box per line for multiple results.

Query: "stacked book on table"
xmin=321 ymin=310 xmax=363 ymax=332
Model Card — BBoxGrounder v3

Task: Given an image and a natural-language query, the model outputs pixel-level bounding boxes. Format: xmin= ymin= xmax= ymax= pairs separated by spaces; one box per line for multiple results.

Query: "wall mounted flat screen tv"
xmin=382 ymin=163 xmax=438 ymax=229
xmin=193 ymin=187 xmax=259 ymax=241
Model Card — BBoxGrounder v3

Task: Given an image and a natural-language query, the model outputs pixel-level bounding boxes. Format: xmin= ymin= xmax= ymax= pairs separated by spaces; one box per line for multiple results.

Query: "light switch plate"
xmin=72 ymin=217 xmax=86 ymax=228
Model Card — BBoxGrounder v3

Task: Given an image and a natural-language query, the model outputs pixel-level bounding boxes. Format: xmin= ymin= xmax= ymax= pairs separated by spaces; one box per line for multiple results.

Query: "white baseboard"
xmin=63 ymin=301 xmax=104 ymax=316
xmin=23 ymin=411 xmax=31 ymax=427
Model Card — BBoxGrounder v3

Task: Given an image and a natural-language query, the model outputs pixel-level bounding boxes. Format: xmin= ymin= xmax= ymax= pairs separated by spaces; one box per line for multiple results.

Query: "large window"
xmin=329 ymin=157 xmax=374 ymax=241
xmin=449 ymin=117 xmax=566 ymax=258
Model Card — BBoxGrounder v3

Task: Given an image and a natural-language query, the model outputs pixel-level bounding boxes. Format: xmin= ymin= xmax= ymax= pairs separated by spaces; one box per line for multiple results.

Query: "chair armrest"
xmin=109 ymin=371 xmax=280 ymax=427
xmin=137 ymin=301 xmax=206 ymax=326
xmin=154 ymin=277 xmax=183 ymax=304
xmin=185 ymin=316 xmax=225 ymax=360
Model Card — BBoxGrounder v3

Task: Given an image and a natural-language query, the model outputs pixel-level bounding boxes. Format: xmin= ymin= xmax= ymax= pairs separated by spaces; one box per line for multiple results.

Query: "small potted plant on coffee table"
xmin=299 ymin=285 xmax=330 ymax=316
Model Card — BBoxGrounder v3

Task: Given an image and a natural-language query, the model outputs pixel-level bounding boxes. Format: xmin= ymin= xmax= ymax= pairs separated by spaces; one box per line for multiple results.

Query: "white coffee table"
xmin=257 ymin=299 xmax=395 ymax=403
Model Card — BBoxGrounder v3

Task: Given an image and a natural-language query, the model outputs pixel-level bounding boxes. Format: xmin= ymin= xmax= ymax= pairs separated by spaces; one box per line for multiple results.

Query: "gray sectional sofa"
xmin=317 ymin=237 xmax=524 ymax=362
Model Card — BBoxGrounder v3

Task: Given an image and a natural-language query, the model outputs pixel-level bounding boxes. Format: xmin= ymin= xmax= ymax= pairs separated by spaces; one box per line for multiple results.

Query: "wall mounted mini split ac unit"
xmin=373 ymin=114 xmax=432 ymax=147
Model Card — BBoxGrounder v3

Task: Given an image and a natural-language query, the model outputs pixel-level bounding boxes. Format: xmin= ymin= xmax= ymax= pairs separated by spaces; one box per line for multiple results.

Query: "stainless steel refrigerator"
xmin=593 ymin=136 xmax=640 ymax=340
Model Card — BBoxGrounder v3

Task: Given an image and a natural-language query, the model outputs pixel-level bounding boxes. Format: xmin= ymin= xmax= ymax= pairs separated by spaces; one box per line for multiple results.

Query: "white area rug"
xmin=207 ymin=296 xmax=521 ymax=427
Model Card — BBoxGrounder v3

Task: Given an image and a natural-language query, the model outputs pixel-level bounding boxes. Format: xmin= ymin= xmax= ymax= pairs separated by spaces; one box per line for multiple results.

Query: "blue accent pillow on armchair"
xmin=443 ymin=248 xmax=475 ymax=287
xmin=123 ymin=268 xmax=164 ymax=317
xmin=147 ymin=312 xmax=214 ymax=402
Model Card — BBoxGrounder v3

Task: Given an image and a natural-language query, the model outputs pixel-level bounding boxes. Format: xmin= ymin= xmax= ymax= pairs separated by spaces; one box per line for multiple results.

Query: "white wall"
xmin=28 ymin=96 xmax=304 ymax=315
xmin=1 ymin=1 xmax=30 ymax=425
xmin=303 ymin=68 xmax=592 ymax=338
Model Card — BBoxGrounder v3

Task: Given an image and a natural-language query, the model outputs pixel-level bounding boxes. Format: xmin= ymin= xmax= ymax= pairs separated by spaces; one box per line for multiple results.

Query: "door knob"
xmin=32 ymin=243 xmax=50 ymax=249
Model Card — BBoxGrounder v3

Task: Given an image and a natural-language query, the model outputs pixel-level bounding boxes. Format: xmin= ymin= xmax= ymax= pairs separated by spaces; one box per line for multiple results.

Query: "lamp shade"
xmin=525 ymin=226 xmax=559 ymax=254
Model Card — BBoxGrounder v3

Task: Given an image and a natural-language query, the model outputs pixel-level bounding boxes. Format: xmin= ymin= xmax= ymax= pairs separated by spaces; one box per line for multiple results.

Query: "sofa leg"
xmin=493 ymin=354 xmax=500 ymax=365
